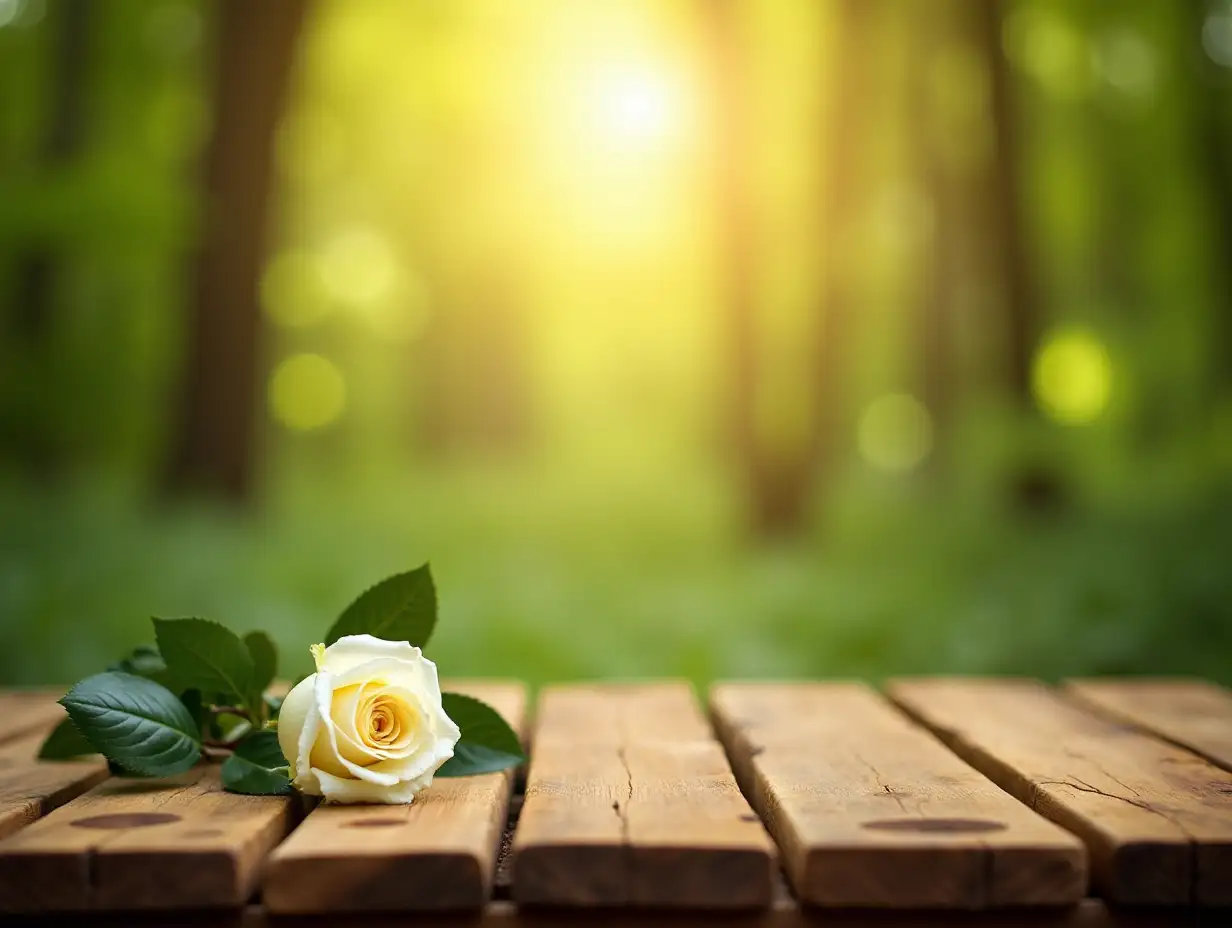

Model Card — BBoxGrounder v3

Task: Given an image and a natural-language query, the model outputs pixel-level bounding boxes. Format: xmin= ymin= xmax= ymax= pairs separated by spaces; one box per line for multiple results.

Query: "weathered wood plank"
xmin=889 ymin=678 xmax=1232 ymax=906
xmin=710 ymin=682 xmax=1086 ymax=908
xmin=530 ymin=681 xmax=714 ymax=746
xmin=263 ymin=681 xmax=527 ymax=913
xmin=0 ymin=724 xmax=110 ymax=841
xmin=0 ymin=766 xmax=297 ymax=911
xmin=1066 ymin=678 xmax=1232 ymax=773
xmin=511 ymin=682 xmax=775 ymax=907
xmin=0 ymin=689 xmax=66 ymax=746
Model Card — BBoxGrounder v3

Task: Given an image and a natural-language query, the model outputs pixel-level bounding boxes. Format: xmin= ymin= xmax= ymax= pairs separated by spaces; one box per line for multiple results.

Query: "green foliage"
xmin=221 ymin=732 xmax=292 ymax=796
xmin=37 ymin=717 xmax=96 ymax=760
xmin=107 ymin=643 xmax=171 ymax=688
xmin=154 ymin=618 xmax=255 ymax=710
xmin=436 ymin=692 xmax=525 ymax=778
xmin=58 ymin=672 xmax=201 ymax=777
xmin=324 ymin=564 xmax=437 ymax=648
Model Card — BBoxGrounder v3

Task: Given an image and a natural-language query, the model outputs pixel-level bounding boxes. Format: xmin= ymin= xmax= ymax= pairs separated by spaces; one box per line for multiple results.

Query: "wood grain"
xmin=263 ymin=681 xmax=527 ymax=913
xmin=889 ymin=678 xmax=1232 ymax=906
xmin=511 ymin=682 xmax=775 ymax=907
xmin=710 ymin=682 xmax=1086 ymax=908
xmin=1066 ymin=678 xmax=1232 ymax=773
xmin=0 ymin=689 xmax=67 ymax=746
xmin=0 ymin=765 xmax=297 ymax=911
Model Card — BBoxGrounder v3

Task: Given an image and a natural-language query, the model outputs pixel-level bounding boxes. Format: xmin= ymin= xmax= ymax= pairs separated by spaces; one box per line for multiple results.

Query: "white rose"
xmin=277 ymin=634 xmax=461 ymax=804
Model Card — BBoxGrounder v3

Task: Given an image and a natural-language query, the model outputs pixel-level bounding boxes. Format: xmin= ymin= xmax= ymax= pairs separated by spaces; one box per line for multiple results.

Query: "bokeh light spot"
xmin=1032 ymin=327 xmax=1113 ymax=425
xmin=0 ymin=0 xmax=20 ymax=28
xmin=320 ymin=227 xmax=398 ymax=309
xmin=1005 ymin=7 xmax=1088 ymax=98
xmin=269 ymin=354 xmax=346 ymax=432
xmin=858 ymin=394 xmax=934 ymax=473
xmin=1204 ymin=8 xmax=1232 ymax=68
xmin=1093 ymin=28 xmax=1156 ymax=101
xmin=261 ymin=250 xmax=332 ymax=329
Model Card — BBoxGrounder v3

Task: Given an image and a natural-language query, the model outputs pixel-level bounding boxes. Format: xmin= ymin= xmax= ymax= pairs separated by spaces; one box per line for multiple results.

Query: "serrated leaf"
xmin=244 ymin=631 xmax=277 ymax=701
xmin=37 ymin=717 xmax=97 ymax=760
xmin=435 ymin=692 xmax=525 ymax=778
xmin=154 ymin=617 xmax=254 ymax=703
xmin=324 ymin=564 xmax=437 ymax=647
xmin=59 ymin=672 xmax=201 ymax=777
xmin=221 ymin=731 xmax=292 ymax=795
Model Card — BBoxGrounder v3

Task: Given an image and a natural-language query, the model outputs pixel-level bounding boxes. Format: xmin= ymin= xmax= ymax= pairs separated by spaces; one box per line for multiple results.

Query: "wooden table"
xmin=0 ymin=677 xmax=1229 ymax=926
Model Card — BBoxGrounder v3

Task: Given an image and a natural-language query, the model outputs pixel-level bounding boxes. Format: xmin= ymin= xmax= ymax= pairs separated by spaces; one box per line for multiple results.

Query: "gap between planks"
xmin=710 ymin=682 xmax=1087 ymax=909
xmin=889 ymin=678 xmax=1232 ymax=906
xmin=1065 ymin=677 xmax=1232 ymax=774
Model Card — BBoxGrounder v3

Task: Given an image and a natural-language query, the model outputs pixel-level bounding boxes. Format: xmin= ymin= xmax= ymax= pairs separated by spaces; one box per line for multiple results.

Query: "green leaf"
xmin=324 ymin=564 xmax=437 ymax=647
xmin=59 ymin=672 xmax=202 ymax=777
xmin=221 ymin=731 xmax=292 ymax=795
xmin=107 ymin=643 xmax=171 ymax=688
xmin=38 ymin=717 xmax=97 ymax=760
xmin=244 ymin=631 xmax=278 ymax=700
xmin=154 ymin=618 xmax=254 ymax=703
xmin=435 ymin=692 xmax=525 ymax=778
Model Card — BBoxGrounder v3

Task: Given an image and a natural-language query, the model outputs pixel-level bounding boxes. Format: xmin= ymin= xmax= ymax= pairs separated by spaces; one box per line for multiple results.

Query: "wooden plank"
xmin=1066 ymin=677 xmax=1232 ymax=773
xmin=0 ymin=765 xmax=297 ymax=911
xmin=511 ymin=682 xmax=775 ymax=908
xmin=889 ymin=678 xmax=1232 ymax=906
xmin=263 ymin=681 xmax=527 ymax=913
xmin=531 ymin=681 xmax=713 ymax=746
xmin=710 ymin=682 xmax=1086 ymax=908
xmin=0 ymin=689 xmax=66 ymax=746
xmin=0 ymin=721 xmax=110 ymax=841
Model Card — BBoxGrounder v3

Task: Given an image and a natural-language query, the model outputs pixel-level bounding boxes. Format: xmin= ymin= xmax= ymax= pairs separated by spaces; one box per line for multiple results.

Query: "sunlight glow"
xmin=858 ymin=394 xmax=934 ymax=473
xmin=269 ymin=354 xmax=347 ymax=432
xmin=592 ymin=65 xmax=679 ymax=149
xmin=1032 ymin=327 xmax=1113 ymax=425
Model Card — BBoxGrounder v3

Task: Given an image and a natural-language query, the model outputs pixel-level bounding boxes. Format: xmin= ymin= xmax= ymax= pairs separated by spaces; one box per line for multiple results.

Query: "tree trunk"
xmin=1181 ymin=1 xmax=1232 ymax=404
xmin=163 ymin=0 xmax=308 ymax=502
xmin=6 ymin=0 xmax=92 ymax=473
xmin=976 ymin=0 xmax=1036 ymax=406
xmin=811 ymin=0 xmax=871 ymax=497
xmin=911 ymin=1 xmax=956 ymax=478
xmin=702 ymin=0 xmax=776 ymax=534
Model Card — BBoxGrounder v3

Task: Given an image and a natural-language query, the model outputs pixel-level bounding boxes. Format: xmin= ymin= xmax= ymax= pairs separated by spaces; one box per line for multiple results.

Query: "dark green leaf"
xmin=37 ymin=717 xmax=97 ymax=760
xmin=435 ymin=692 xmax=525 ymax=778
xmin=244 ymin=631 xmax=278 ymax=701
xmin=221 ymin=731 xmax=292 ymax=795
xmin=324 ymin=564 xmax=437 ymax=647
xmin=59 ymin=672 xmax=201 ymax=777
xmin=153 ymin=618 xmax=254 ymax=703
xmin=107 ymin=643 xmax=171 ymax=688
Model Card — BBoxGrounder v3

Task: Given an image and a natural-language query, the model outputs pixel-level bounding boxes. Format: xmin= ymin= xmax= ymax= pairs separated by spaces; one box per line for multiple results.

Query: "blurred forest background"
xmin=1 ymin=0 xmax=1231 ymax=687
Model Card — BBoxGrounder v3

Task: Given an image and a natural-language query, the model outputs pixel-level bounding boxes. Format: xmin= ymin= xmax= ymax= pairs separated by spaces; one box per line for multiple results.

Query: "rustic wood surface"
xmin=888 ymin=678 xmax=1232 ymax=906
xmin=0 ymin=728 xmax=109 ymax=841
xmin=0 ymin=765 xmax=299 ymax=911
xmin=0 ymin=688 xmax=66 ymax=746
xmin=1065 ymin=677 xmax=1232 ymax=773
xmin=710 ymin=682 xmax=1087 ymax=908
xmin=1 ymin=677 xmax=1231 ymax=922
xmin=511 ymin=682 xmax=776 ymax=907
xmin=263 ymin=681 xmax=527 ymax=913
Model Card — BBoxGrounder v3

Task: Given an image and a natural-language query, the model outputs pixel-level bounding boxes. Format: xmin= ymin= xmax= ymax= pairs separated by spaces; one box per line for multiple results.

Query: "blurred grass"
xmin=1 ymin=464 xmax=1230 ymax=689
